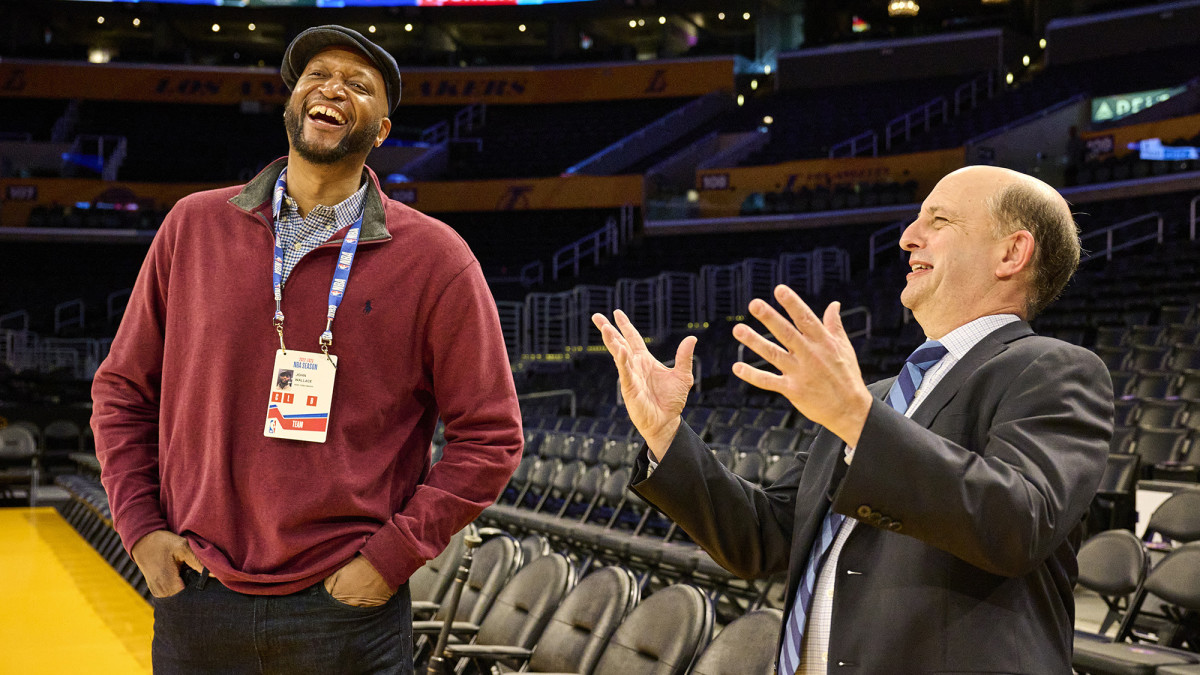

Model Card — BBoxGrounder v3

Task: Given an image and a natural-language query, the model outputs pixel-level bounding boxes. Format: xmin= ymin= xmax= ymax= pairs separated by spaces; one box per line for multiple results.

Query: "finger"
xmin=731 ymin=361 xmax=786 ymax=394
xmin=597 ymin=322 xmax=630 ymax=369
xmin=612 ymin=310 xmax=648 ymax=352
xmin=747 ymin=298 xmax=805 ymax=354
xmin=774 ymin=285 xmax=826 ymax=340
xmin=824 ymin=301 xmax=847 ymax=341
xmin=152 ymin=569 xmax=185 ymax=597
xmin=732 ymin=323 xmax=791 ymax=369
xmin=591 ymin=313 xmax=611 ymax=333
xmin=178 ymin=542 xmax=204 ymax=574
xmin=674 ymin=336 xmax=697 ymax=377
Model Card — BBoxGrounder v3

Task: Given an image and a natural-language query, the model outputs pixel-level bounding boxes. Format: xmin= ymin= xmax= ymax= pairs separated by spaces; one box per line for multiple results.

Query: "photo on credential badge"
xmin=275 ymin=369 xmax=294 ymax=390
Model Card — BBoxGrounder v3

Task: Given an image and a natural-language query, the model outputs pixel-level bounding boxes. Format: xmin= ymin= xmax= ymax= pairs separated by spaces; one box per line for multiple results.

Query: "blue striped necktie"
xmin=777 ymin=339 xmax=948 ymax=675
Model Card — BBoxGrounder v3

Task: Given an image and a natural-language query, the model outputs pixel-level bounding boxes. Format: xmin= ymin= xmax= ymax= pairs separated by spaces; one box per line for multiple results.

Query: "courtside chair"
xmin=0 ymin=425 xmax=39 ymax=506
xmin=1110 ymin=426 xmax=1136 ymax=454
xmin=1114 ymin=400 xmax=1139 ymax=427
xmin=411 ymin=527 xmax=469 ymax=618
xmin=1142 ymin=490 xmax=1200 ymax=551
xmin=689 ymin=608 xmax=784 ymax=675
xmin=500 ymin=455 xmax=537 ymax=505
xmin=1130 ymin=427 xmax=1189 ymax=478
xmin=1074 ymin=529 xmax=1150 ymax=640
xmin=10 ymin=420 xmax=42 ymax=448
xmin=1072 ymin=542 xmax=1200 ymax=675
xmin=1153 ymin=435 xmax=1200 ymax=482
xmin=429 ymin=552 xmax=576 ymax=673
xmin=1166 ymin=343 xmax=1200 ymax=372
xmin=519 ymin=532 xmax=552 ymax=564
xmin=583 ymin=583 xmax=713 ymax=675
xmin=758 ymin=427 xmax=801 ymax=455
xmin=444 ymin=565 xmax=640 ymax=675
xmin=1128 ymin=371 xmax=1176 ymax=400
xmin=42 ymin=418 xmax=82 ymax=473
xmin=413 ymin=532 xmax=523 ymax=659
xmin=730 ymin=451 xmax=767 ymax=484
xmin=1110 ymin=371 xmax=1136 ymax=399
xmin=1158 ymin=306 xmax=1196 ymax=326
xmin=1134 ymin=399 xmax=1187 ymax=427
xmin=1091 ymin=453 xmax=1140 ymax=533
xmin=761 ymin=455 xmax=792 ymax=487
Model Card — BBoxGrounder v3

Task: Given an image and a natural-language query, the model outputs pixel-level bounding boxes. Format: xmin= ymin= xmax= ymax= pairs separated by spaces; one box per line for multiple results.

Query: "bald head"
xmin=955 ymin=166 xmax=1080 ymax=318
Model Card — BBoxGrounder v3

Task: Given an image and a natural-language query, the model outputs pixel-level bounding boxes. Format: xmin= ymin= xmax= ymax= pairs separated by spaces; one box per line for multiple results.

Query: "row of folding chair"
xmin=524 ymin=415 xmax=639 ymax=440
xmin=1115 ymin=399 xmax=1200 ymax=430
xmin=1096 ymin=343 xmax=1200 ymax=374
xmin=0 ymin=425 xmax=40 ymax=506
xmin=1 ymin=418 xmax=92 ymax=475
xmin=705 ymin=424 xmax=818 ymax=456
xmin=1073 ymin=490 xmax=1200 ymax=674
xmin=54 ymin=472 xmax=151 ymax=600
xmin=1095 ymin=322 xmax=1200 ymax=351
xmin=412 ymin=526 xmax=780 ymax=675
xmin=1110 ymin=425 xmax=1200 ymax=482
xmin=1111 ymin=370 xmax=1200 ymax=401
xmin=522 ymin=431 xmax=644 ymax=470
xmin=683 ymin=405 xmax=811 ymax=435
xmin=488 ymin=454 xmax=758 ymax=593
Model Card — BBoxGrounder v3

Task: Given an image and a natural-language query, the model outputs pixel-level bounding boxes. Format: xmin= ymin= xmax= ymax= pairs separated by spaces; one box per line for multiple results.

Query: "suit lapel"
xmin=909 ymin=321 xmax=1034 ymax=428
xmin=783 ymin=378 xmax=894 ymax=603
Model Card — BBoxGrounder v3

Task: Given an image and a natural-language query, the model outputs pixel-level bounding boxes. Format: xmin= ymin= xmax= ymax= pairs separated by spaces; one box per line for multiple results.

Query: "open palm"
xmin=593 ymin=310 xmax=697 ymax=456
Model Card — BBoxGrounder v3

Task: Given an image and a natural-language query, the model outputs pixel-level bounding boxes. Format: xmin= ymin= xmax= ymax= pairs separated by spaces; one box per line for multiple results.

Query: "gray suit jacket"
xmin=632 ymin=322 xmax=1113 ymax=674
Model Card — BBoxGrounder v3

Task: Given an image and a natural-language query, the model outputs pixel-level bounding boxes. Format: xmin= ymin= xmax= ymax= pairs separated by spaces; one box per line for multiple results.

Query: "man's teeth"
xmin=308 ymin=105 xmax=346 ymax=124
xmin=911 ymin=264 xmax=932 ymax=271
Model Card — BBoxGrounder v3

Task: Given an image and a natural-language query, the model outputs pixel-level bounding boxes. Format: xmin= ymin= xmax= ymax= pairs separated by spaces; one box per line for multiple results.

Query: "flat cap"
xmin=281 ymin=25 xmax=401 ymax=114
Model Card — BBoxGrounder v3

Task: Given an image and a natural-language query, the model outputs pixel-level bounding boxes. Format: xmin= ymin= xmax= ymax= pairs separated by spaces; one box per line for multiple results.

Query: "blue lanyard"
xmin=271 ymin=169 xmax=363 ymax=357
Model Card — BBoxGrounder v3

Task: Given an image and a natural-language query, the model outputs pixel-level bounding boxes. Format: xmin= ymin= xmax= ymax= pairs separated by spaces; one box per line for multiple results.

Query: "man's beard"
xmin=284 ymin=100 xmax=380 ymax=165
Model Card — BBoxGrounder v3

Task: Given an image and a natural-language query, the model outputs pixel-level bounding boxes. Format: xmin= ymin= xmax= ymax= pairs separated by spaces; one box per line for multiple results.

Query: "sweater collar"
xmin=229 ymin=157 xmax=390 ymax=243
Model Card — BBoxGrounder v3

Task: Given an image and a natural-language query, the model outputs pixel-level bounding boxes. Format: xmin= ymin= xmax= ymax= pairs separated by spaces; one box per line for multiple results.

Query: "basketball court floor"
xmin=0 ymin=507 xmax=152 ymax=674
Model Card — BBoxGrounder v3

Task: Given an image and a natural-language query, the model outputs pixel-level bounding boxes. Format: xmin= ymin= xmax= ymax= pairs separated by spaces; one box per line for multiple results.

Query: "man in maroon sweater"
xmin=91 ymin=26 xmax=522 ymax=673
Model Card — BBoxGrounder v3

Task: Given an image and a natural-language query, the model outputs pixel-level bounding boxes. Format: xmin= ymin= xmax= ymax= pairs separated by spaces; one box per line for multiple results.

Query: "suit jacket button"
xmin=877 ymin=516 xmax=892 ymax=528
xmin=888 ymin=521 xmax=903 ymax=532
xmin=856 ymin=505 xmax=872 ymax=518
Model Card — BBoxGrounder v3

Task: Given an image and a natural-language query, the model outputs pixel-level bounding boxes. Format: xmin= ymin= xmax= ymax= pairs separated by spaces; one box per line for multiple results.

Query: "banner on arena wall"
xmin=693 ymin=148 xmax=965 ymax=218
xmin=0 ymin=174 xmax=642 ymax=225
xmin=383 ymin=174 xmax=643 ymax=212
xmin=0 ymin=178 xmax=229 ymax=228
xmin=0 ymin=57 xmax=734 ymax=105
xmin=0 ymin=60 xmax=291 ymax=105
xmin=1080 ymin=112 xmax=1200 ymax=160
xmin=401 ymin=58 xmax=734 ymax=104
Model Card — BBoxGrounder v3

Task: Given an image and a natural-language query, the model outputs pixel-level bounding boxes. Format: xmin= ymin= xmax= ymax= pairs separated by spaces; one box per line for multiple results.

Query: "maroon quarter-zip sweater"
xmin=92 ymin=159 xmax=522 ymax=594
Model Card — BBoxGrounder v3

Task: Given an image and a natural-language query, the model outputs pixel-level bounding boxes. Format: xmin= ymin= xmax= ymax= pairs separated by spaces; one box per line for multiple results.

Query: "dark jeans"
xmin=152 ymin=567 xmax=413 ymax=674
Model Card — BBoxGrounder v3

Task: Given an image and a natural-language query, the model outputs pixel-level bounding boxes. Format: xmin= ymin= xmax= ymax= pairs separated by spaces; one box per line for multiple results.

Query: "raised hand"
xmin=592 ymin=310 xmax=697 ymax=459
xmin=732 ymin=285 xmax=873 ymax=447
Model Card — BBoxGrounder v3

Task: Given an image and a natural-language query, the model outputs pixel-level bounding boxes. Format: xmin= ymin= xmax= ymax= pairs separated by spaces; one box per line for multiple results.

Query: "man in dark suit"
xmin=592 ymin=165 xmax=1112 ymax=674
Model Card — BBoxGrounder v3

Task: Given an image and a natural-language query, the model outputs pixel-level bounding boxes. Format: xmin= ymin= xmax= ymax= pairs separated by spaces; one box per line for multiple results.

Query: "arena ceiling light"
xmin=887 ymin=1 xmax=919 ymax=17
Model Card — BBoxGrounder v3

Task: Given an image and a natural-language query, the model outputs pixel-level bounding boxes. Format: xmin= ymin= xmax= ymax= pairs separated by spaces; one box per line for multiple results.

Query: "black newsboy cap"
xmin=281 ymin=25 xmax=401 ymax=114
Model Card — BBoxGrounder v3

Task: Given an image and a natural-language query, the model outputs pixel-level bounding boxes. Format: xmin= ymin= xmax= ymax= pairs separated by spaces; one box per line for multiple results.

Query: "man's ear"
xmin=374 ymin=117 xmax=392 ymax=147
xmin=996 ymin=229 xmax=1035 ymax=280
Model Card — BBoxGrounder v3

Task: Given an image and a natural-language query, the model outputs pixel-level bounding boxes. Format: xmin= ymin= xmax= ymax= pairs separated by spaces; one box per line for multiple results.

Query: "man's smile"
xmin=306 ymin=103 xmax=348 ymax=129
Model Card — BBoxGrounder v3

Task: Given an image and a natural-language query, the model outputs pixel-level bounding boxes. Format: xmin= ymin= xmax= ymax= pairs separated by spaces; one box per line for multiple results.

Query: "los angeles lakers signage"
xmin=1 ymin=57 xmax=733 ymax=105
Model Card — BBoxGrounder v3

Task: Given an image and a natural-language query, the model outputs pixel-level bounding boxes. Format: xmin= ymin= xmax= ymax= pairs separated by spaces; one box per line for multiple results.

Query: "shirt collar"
xmin=932 ymin=314 xmax=1021 ymax=361
xmin=272 ymin=166 xmax=369 ymax=225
